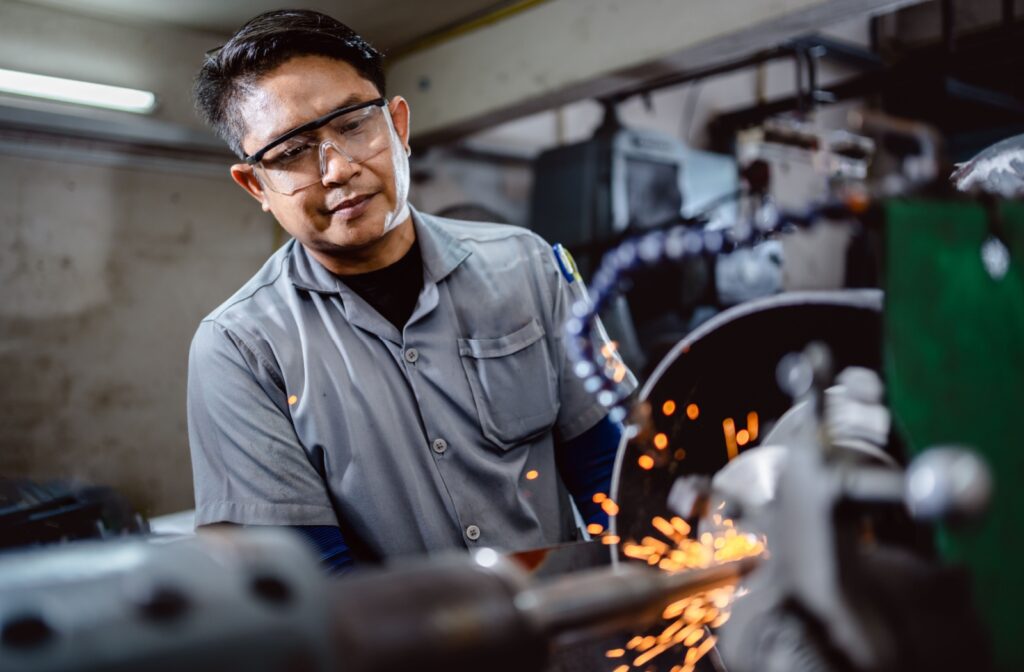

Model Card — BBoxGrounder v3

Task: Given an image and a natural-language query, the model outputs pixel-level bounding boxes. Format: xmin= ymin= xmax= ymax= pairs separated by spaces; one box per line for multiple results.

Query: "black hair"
xmin=193 ymin=9 xmax=385 ymax=158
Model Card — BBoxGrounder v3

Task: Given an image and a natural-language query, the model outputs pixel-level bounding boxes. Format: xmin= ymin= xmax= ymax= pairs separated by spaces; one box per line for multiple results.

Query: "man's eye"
xmin=280 ymin=144 xmax=312 ymax=159
xmin=339 ymin=119 xmax=366 ymax=134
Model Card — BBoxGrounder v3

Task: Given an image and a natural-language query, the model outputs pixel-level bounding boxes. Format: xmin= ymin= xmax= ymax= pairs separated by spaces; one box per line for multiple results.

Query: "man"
xmin=188 ymin=9 xmax=635 ymax=572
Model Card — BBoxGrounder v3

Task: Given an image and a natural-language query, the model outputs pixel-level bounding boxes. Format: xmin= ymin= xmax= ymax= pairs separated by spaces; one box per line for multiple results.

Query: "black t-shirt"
xmin=339 ymin=239 xmax=424 ymax=330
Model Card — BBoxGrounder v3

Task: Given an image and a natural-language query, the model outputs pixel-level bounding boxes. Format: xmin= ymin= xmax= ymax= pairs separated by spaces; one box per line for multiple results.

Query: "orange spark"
xmin=747 ymin=411 xmax=759 ymax=440
xmin=601 ymin=498 xmax=620 ymax=516
xmin=736 ymin=429 xmax=750 ymax=446
xmin=652 ymin=516 xmax=679 ymax=541
xmin=592 ymin=492 xmax=606 ymax=504
xmin=663 ymin=598 xmax=692 ymax=619
xmin=688 ymin=636 xmax=718 ymax=666
xmin=722 ymin=418 xmax=738 ymax=460
xmin=683 ymin=627 xmax=704 ymax=647
xmin=605 ymin=649 xmax=625 ymax=658
xmin=587 ymin=523 xmax=604 ymax=535
xmin=634 ymin=641 xmax=673 ymax=667
xmin=288 ymin=394 xmax=298 ymax=405
xmin=654 ymin=433 xmax=669 ymax=450
xmin=602 ymin=535 xmax=620 ymax=545
xmin=525 ymin=469 xmax=539 ymax=480
xmin=662 ymin=400 xmax=677 ymax=416
xmin=638 ymin=455 xmax=655 ymax=470
xmin=641 ymin=536 xmax=670 ymax=554
xmin=601 ymin=340 xmax=619 ymax=359
xmin=670 ymin=516 xmax=691 ymax=536
xmin=686 ymin=403 xmax=699 ymax=420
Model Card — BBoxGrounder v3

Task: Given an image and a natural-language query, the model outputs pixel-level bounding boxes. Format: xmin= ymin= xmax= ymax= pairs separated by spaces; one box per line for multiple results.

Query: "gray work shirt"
xmin=188 ymin=208 xmax=634 ymax=559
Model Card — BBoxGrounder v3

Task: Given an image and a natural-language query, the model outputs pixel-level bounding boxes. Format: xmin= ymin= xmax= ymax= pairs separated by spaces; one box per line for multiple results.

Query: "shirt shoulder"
xmin=428 ymin=216 xmax=559 ymax=284
xmin=200 ymin=240 xmax=295 ymax=329
xmin=433 ymin=216 xmax=552 ymax=253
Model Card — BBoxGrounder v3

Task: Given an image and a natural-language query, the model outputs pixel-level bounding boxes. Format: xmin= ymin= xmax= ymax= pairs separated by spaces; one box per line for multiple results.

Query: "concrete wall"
xmin=0 ymin=2 xmax=276 ymax=518
xmin=0 ymin=152 xmax=274 ymax=517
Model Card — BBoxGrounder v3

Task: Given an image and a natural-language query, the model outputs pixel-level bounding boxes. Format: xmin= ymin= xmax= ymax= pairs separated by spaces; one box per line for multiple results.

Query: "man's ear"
xmin=388 ymin=96 xmax=411 ymax=154
xmin=230 ymin=164 xmax=272 ymax=212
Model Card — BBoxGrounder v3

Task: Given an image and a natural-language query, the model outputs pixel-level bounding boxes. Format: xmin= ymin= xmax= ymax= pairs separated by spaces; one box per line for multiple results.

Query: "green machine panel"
xmin=885 ymin=201 xmax=1024 ymax=671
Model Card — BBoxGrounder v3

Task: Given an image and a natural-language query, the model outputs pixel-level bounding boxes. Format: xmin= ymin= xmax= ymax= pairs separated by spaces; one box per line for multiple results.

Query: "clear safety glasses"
xmin=244 ymin=97 xmax=392 ymax=195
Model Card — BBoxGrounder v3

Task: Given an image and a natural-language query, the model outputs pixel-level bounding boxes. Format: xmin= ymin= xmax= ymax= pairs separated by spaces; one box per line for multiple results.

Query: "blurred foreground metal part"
xmin=720 ymin=437 xmax=992 ymax=672
xmin=0 ymin=530 xmax=757 ymax=672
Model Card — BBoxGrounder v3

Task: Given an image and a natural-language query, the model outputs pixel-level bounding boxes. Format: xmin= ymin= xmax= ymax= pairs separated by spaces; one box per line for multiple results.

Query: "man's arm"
xmin=289 ymin=526 xmax=355 ymax=575
xmin=198 ymin=522 xmax=355 ymax=575
xmin=555 ymin=415 xmax=623 ymax=529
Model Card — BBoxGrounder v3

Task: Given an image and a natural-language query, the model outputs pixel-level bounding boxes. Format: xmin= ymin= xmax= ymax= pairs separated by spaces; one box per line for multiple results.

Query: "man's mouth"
xmin=329 ymin=192 xmax=376 ymax=219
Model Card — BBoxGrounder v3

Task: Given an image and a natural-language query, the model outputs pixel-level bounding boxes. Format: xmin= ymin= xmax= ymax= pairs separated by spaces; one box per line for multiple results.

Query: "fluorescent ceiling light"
xmin=0 ymin=67 xmax=156 ymax=114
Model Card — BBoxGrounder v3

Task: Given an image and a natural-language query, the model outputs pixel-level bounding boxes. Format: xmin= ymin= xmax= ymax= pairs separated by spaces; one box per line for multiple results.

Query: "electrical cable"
xmin=565 ymin=197 xmax=854 ymax=423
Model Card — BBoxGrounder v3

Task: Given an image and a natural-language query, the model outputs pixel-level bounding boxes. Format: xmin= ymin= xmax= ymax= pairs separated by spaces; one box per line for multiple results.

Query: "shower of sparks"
xmin=607 ymin=513 xmax=765 ymax=671
xmin=662 ymin=400 xmax=677 ymax=416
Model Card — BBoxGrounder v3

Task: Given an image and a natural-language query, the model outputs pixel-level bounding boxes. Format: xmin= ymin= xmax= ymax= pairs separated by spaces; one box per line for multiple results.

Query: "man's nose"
xmin=319 ymin=141 xmax=359 ymax=185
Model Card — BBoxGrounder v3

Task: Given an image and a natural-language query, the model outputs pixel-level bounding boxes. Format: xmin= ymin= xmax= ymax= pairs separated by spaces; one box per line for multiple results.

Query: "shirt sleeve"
xmin=545 ymin=243 xmax=639 ymax=441
xmin=188 ymin=320 xmax=338 ymax=528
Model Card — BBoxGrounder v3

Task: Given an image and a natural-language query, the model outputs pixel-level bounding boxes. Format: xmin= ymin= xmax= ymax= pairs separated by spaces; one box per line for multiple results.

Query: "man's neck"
xmin=307 ymin=215 xmax=416 ymax=276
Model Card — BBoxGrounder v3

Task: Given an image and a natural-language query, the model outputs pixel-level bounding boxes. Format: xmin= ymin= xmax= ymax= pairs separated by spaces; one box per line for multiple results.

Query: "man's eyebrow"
xmin=265 ymin=94 xmax=368 ymax=140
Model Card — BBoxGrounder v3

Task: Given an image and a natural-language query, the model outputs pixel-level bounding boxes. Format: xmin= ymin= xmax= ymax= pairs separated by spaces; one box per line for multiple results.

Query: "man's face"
xmin=231 ymin=55 xmax=410 ymax=258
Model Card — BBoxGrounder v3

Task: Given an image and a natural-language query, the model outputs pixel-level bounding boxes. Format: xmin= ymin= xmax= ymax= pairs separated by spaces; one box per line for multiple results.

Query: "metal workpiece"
xmin=324 ymin=550 xmax=543 ymax=672
xmin=516 ymin=557 xmax=759 ymax=638
xmin=324 ymin=548 xmax=756 ymax=672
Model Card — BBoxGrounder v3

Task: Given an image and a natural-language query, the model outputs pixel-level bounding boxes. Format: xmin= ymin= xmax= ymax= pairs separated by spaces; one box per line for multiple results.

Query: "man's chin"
xmin=315 ymin=217 xmax=388 ymax=250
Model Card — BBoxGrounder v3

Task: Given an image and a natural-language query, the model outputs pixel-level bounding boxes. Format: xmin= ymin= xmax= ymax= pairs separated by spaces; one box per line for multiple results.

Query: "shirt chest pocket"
xmin=458 ymin=318 xmax=559 ymax=451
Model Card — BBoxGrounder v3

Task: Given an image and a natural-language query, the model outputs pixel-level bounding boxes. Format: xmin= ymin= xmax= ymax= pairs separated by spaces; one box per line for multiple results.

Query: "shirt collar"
xmin=412 ymin=206 xmax=471 ymax=283
xmin=287 ymin=206 xmax=471 ymax=293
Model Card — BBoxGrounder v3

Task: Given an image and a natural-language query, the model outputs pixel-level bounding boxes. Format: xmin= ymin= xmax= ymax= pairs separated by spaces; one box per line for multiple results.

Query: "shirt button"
xmin=431 ymin=438 xmax=448 ymax=454
xmin=404 ymin=348 xmax=419 ymax=363
xmin=465 ymin=525 xmax=481 ymax=541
